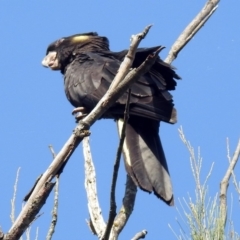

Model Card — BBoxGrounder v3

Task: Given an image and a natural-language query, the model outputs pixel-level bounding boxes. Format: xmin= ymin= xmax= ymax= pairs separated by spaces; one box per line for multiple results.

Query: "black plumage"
xmin=42 ymin=32 xmax=180 ymax=205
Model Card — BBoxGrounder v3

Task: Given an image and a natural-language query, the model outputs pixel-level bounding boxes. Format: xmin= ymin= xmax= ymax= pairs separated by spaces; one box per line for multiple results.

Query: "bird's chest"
xmin=64 ymin=60 xmax=104 ymax=109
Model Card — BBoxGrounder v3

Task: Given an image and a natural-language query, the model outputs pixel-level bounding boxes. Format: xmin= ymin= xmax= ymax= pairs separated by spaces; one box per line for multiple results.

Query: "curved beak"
xmin=41 ymin=51 xmax=60 ymax=70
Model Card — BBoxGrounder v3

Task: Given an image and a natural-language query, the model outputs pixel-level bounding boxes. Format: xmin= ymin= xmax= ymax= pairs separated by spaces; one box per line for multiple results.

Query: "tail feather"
xmin=117 ymin=118 xmax=152 ymax=191
xmin=117 ymin=117 xmax=174 ymax=206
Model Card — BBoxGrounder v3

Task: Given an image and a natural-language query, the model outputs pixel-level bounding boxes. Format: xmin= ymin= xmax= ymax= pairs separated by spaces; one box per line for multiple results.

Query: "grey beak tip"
xmin=41 ymin=59 xmax=48 ymax=67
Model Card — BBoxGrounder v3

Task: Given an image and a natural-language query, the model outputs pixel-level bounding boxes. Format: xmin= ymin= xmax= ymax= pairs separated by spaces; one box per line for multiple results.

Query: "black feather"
xmin=43 ymin=33 xmax=180 ymax=205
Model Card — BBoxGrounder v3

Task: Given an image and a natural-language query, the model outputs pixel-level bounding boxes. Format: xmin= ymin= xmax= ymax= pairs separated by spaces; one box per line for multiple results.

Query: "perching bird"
xmin=42 ymin=32 xmax=180 ymax=205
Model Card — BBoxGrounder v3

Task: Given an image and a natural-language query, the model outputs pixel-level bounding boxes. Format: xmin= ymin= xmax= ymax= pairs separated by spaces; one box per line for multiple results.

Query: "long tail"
xmin=117 ymin=116 xmax=174 ymax=206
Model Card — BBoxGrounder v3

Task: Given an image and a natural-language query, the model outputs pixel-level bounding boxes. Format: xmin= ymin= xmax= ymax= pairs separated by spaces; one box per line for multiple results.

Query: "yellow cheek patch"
xmin=71 ymin=35 xmax=90 ymax=43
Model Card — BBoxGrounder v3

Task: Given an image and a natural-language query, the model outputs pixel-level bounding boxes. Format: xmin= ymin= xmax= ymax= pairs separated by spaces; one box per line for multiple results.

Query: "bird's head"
xmin=41 ymin=32 xmax=109 ymax=71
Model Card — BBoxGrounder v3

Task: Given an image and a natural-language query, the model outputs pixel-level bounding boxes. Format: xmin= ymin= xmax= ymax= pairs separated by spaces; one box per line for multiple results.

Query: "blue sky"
xmin=0 ymin=1 xmax=239 ymax=239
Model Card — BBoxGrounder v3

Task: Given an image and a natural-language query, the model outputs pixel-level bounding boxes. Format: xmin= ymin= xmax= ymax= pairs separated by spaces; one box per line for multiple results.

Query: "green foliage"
xmin=169 ymin=127 xmax=240 ymax=240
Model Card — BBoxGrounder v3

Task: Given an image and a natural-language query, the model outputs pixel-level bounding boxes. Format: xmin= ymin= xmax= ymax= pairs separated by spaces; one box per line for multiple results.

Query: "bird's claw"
xmin=72 ymin=107 xmax=87 ymax=122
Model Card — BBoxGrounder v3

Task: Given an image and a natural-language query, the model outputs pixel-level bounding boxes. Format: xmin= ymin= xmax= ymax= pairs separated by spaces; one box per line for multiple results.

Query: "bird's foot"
xmin=72 ymin=107 xmax=87 ymax=122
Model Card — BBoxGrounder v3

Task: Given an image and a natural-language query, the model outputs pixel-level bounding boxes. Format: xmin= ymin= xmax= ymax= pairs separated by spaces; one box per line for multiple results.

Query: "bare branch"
xmin=131 ymin=230 xmax=148 ymax=240
xmin=4 ymin=182 xmax=55 ymax=240
xmin=165 ymin=0 xmax=219 ymax=64
xmin=47 ymin=146 xmax=59 ymax=240
xmin=83 ymin=136 xmax=106 ymax=238
xmin=103 ymin=90 xmax=131 ymax=240
xmin=25 ymin=227 xmax=30 ymax=240
xmin=109 ymin=175 xmax=137 ymax=239
xmin=10 ymin=167 xmax=21 ymax=224
xmin=226 ymin=138 xmax=240 ymax=195
xmin=83 ymin=30 xmax=159 ymax=127
xmin=46 ymin=176 xmax=59 ymax=240
xmin=34 ymin=227 xmax=39 ymax=240
xmin=220 ymin=139 xmax=240 ymax=227
xmin=49 ymin=145 xmax=57 ymax=158
xmin=109 ymin=25 xmax=152 ymax=91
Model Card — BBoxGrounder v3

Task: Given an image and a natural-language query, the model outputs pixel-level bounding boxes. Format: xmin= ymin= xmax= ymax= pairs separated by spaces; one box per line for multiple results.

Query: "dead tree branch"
xmin=165 ymin=0 xmax=219 ymax=64
xmin=109 ymin=175 xmax=137 ymax=239
xmin=46 ymin=177 xmax=59 ymax=240
xmin=109 ymin=25 xmax=152 ymax=91
xmin=103 ymin=90 xmax=131 ymax=240
xmin=4 ymin=182 xmax=55 ymax=240
xmin=83 ymin=136 xmax=106 ymax=238
xmin=48 ymin=145 xmax=57 ymax=158
xmin=226 ymin=138 xmax=240 ymax=196
xmin=220 ymin=139 xmax=240 ymax=227
xmin=46 ymin=146 xmax=59 ymax=240
xmin=10 ymin=168 xmax=21 ymax=224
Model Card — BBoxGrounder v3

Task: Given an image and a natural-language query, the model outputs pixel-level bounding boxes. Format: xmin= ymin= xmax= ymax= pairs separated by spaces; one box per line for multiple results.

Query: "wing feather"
xmin=64 ymin=50 xmax=176 ymax=122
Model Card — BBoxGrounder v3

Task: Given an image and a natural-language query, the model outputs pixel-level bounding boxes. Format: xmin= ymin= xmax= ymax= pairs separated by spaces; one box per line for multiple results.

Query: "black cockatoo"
xmin=42 ymin=32 xmax=180 ymax=205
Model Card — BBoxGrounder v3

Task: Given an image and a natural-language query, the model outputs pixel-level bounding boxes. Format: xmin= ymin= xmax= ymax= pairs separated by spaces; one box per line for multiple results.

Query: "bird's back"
xmin=64 ymin=48 xmax=178 ymax=122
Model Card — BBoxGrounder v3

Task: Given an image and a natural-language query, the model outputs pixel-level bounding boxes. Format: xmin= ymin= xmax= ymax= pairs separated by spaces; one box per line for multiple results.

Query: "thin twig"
xmin=109 ymin=25 xmax=152 ymax=91
xmin=83 ymin=136 xmax=106 ymax=238
xmin=220 ymin=139 xmax=240 ymax=227
xmin=103 ymin=90 xmax=131 ymax=240
xmin=4 ymin=182 xmax=55 ymax=240
xmin=47 ymin=145 xmax=59 ymax=240
xmin=10 ymin=167 xmax=21 ymax=224
xmin=131 ymin=230 xmax=148 ymax=240
xmin=46 ymin=176 xmax=59 ymax=240
xmin=226 ymin=138 xmax=240 ymax=195
xmin=25 ymin=227 xmax=30 ymax=240
xmin=165 ymin=0 xmax=219 ymax=64
xmin=49 ymin=145 xmax=57 ymax=158
xmin=35 ymin=227 xmax=39 ymax=240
